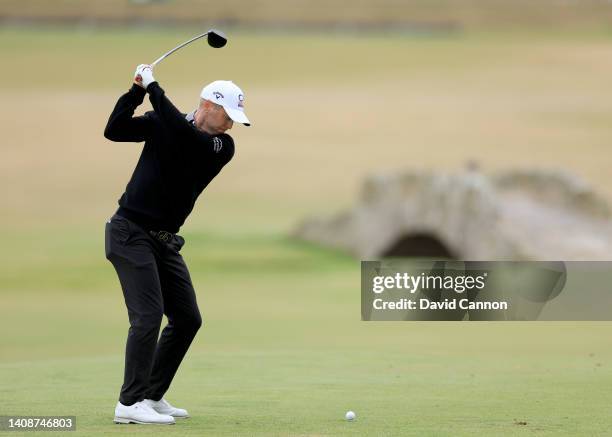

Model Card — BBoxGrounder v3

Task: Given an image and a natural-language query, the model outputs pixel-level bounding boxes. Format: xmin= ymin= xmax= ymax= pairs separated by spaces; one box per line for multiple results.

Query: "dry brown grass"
xmin=3 ymin=0 xmax=612 ymax=30
xmin=2 ymin=29 xmax=612 ymax=232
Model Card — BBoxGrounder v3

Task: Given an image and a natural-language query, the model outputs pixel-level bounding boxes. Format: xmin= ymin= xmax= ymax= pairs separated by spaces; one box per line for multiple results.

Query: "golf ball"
xmin=345 ymin=411 xmax=356 ymax=421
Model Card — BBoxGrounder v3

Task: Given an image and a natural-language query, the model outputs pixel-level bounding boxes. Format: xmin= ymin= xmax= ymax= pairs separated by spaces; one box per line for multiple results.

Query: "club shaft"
xmin=151 ymin=32 xmax=209 ymax=67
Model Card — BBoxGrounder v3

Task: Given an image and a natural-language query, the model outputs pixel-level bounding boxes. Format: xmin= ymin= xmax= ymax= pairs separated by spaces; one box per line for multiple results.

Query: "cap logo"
xmin=238 ymin=94 xmax=244 ymax=108
xmin=213 ymin=91 xmax=224 ymax=100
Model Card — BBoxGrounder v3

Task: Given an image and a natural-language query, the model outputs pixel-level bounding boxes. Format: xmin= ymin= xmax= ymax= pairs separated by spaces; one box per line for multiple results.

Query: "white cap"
xmin=200 ymin=80 xmax=250 ymax=126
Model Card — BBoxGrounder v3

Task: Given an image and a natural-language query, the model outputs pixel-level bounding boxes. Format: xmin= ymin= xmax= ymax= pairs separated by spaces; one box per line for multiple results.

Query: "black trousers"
xmin=105 ymin=214 xmax=202 ymax=405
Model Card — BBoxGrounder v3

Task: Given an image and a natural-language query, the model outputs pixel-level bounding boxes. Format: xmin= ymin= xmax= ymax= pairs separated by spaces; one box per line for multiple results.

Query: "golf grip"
xmin=151 ymin=32 xmax=210 ymax=67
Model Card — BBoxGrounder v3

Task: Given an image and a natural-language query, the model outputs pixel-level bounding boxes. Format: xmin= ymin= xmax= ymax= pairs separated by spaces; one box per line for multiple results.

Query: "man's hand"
xmin=134 ymin=64 xmax=156 ymax=89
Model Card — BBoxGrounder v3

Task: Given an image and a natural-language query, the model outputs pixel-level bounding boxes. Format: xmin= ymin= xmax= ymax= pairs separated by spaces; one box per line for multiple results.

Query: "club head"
xmin=207 ymin=29 xmax=227 ymax=48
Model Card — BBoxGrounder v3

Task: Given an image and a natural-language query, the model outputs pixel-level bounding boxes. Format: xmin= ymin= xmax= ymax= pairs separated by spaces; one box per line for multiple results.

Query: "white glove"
xmin=134 ymin=64 xmax=156 ymax=89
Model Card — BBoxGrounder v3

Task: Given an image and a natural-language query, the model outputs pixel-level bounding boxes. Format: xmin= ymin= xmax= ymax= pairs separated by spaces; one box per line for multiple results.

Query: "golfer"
xmin=104 ymin=64 xmax=250 ymax=425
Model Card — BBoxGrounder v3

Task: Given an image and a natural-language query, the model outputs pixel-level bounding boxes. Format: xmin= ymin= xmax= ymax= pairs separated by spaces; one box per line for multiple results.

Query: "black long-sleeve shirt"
xmin=104 ymin=83 xmax=235 ymax=233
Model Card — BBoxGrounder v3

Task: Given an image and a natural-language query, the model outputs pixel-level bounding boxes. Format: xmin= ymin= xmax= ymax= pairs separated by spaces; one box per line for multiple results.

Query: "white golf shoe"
xmin=114 ymin=400 xmax=175 ymax=425
xmin=144 ymin=398 xmax=190 ymax=419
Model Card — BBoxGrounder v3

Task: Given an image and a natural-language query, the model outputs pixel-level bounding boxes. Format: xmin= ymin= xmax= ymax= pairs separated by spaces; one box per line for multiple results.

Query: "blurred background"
xmin=2 ymin=1 xmax=612 ymax=435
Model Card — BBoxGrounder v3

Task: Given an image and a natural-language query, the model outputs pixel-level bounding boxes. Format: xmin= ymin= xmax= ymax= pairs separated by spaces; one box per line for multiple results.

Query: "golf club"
xmin=151 ymin=29 xmax=227 ymax=67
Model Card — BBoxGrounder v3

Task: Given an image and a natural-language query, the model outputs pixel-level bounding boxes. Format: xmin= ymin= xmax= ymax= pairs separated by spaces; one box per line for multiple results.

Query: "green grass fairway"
xmin=2 ymin=26 xmax=612 ymax=435
xmin=2 ymin=229 xmax=612 ymax=436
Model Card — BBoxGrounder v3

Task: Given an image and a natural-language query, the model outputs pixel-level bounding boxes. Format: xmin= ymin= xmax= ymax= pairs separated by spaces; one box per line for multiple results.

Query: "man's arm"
xmin=132 ymin=64 xmax=210 ymax=140
xmin=133 ymin=64 xmax=234 ymax=159
xmin=145 ymin=82 xmax=195 ymax=138
xmin=104 ymin=81 xmax=152 ymax=143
